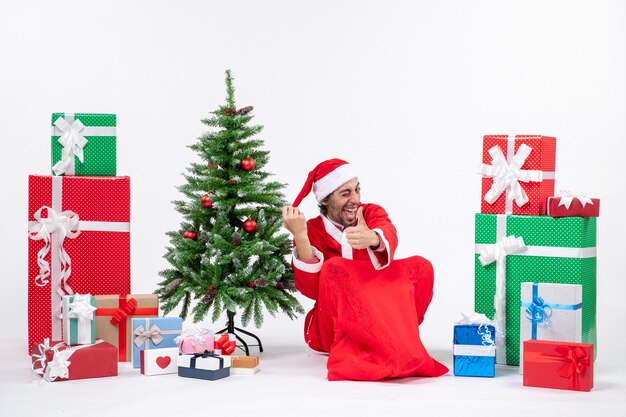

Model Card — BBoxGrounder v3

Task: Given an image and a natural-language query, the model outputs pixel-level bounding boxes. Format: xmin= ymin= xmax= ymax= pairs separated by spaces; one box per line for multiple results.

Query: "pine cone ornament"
xmin=200 ymin=231 xmax=209 ymax=243
xmin=202 ymin=287 xmax=218 ymax=303
xmin=208 ymin=162 xmax=219 ymax=170
xmin=237 ymin=106 xmax=253 ymax=115
xmin=165 ymin=278 xmax=182 ymax=292
xmin=232 ymin=231 xmax=241 ymax=246
xmin=254 ymin=278 xmax=269 ymax=288
xmin=282 ymin=280 xmax=296 ymax=290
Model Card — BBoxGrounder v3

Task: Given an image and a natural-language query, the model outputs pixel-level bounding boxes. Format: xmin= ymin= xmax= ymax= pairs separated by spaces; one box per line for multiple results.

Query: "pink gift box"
xmin=175 ymin=332 xmax=215 ymax=354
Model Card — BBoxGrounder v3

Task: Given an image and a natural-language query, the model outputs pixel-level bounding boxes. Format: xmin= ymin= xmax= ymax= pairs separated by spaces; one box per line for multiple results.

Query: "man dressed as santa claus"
xmin=282 ymin=158 xmax=448 ymax=381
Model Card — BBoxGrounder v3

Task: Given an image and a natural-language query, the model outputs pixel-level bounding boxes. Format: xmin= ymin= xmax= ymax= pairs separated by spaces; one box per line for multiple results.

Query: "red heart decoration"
xmin=156 ymin=356 xmax=171 ymax=369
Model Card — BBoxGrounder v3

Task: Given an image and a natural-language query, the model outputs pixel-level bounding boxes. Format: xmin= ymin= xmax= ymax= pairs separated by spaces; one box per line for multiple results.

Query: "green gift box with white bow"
xmin=51 ymin=113 xmax=116 ymax=176
xmin=62 ymin=294 xmax=96 ymax=346
xmin=474 ymin=213 xmax=596 ymax=366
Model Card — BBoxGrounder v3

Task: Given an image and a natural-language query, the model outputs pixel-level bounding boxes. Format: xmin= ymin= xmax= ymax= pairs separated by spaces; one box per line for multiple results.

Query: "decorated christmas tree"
xmin=156 ymin=70 xmax=304 ymax=332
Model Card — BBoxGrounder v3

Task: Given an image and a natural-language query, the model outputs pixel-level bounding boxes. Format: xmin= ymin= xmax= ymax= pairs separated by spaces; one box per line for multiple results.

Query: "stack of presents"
xmin=28 ymin=113 xmax=259 ymax=383
xmin=453 ymin=135 xmax=598 ymax=392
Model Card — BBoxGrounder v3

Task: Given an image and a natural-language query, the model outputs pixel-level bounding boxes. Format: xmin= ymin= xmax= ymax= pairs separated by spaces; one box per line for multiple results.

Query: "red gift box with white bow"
xmin=546 ymin=192 xmax=600 ymax=218
xmin=27 ymin=175 xmax=130 ymax=354
xmin=523 ymin=340 xmax=593 ymax=392
xmin=478 ymin=135 xmax=556 ymax=215
xmin=31 ymin=339 xmax=118 ymax=382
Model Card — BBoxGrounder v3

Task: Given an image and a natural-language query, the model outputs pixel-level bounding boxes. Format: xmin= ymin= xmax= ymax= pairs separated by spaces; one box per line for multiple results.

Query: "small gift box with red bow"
xmin=523 ymin=340 xmax=593 ymax=391
xmin=546 ymin=191 xmax=600 ymax=218
xmin=131 ymin=317 xmax=183 ymax=368
xmin=62 ymin=293 xmax=96 ymax=345
xmin=178 ymin=351 xmax=231 ymax=381
xmin=31 ymin=339 xmax=117 ymax=382
xmin=174 ymin=328 xmax=215 ymax=354
xmin=140 ymin=347 xmax=179 ymax=376
xmin=453 ymin=313 xmax=496 ymax=377
xmin=214 ymin=333 xmax=237 ymax=355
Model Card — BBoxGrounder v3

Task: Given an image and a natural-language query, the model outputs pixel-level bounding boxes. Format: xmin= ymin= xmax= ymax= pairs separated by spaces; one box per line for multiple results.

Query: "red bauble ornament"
xmin=232 ymin=108 xmax=237 ymax=114
xmin=240 ymin=156 xmax=255 ymax=172
xmin=248 ymin=281 xmax=255 ymax=288
xmin=201 ymin=194 xmax=213 ymax=208
xmin=183 ymin=229 xmax=197 ymax=240
xmin=242 ymin=218 xmax=257 ymax=233
xmin=209 ymin=285 xmax=214 ymax=290
xmin=225 ymin=109 xmax=231 ymax=116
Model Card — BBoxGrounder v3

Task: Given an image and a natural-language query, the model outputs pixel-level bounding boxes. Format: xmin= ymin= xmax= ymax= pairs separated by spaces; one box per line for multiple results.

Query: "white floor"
xmin=2 ymin=337 xmax=625 ymax=417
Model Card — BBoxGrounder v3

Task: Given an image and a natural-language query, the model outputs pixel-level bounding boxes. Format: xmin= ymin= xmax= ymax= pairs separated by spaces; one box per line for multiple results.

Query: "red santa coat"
xmin=293 ymin=203 xmax=448 ymax=380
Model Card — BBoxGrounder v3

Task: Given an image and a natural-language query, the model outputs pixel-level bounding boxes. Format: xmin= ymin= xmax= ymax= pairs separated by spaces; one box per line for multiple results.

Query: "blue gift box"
xmin=453 ymin=323 xmax=496 ymax=377
xmin=131 ymin=317 xmax=183 ymax=368
xmin=177 ymin=352 xmax=231 ymax=381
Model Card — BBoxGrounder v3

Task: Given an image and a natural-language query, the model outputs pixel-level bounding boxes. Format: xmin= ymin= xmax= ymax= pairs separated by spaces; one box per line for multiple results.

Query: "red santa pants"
xmin=304 ymin=256 xmax=447 ymax=380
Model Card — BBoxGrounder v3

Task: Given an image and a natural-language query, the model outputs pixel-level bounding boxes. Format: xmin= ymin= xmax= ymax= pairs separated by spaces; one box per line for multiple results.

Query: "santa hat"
xmin=292 ymin=158 xmax=357 ymax=207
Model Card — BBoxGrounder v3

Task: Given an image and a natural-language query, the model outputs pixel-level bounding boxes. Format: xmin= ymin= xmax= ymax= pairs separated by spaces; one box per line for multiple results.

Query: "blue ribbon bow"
xmin=521 ymin=282 xmax=582 ymax=340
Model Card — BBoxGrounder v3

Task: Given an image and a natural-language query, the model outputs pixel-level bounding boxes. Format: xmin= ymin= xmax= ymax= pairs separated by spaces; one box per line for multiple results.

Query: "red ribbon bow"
xmin=110 ymin=297 xmax=138 ymax=326
xmin=215 ymin=334 xmax=236 ymax=355
xmin=556 ymin=345 xmax=590 ymax=388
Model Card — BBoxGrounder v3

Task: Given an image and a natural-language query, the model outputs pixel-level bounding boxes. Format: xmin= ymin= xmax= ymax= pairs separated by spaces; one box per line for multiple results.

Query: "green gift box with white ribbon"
xmin=51 ymin=113 xmax=116 ymax=176
xmin=62 ymin=293 xmax=96 ymax=346
xmin=474 ymin=213 xmax=596 ymax=366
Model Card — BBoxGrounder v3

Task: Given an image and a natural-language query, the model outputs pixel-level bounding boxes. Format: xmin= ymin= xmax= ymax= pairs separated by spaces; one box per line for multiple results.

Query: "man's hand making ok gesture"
xmin=344 ymin=206 xmax=380 ymax=250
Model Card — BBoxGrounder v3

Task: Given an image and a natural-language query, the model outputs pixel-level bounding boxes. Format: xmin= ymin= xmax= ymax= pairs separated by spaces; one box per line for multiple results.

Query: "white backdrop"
xmin=1 ymin=0 xmax=625 ymax=363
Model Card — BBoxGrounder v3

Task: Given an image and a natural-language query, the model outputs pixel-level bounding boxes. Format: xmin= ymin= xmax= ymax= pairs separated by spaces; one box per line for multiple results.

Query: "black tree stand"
xmin=215 ymin=310 xmax=263 ymax=356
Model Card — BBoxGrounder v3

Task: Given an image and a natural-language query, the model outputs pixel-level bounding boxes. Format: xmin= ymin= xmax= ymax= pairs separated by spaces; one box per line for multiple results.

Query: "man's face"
xmin=322 ymin=178 xmax=361 ymax=227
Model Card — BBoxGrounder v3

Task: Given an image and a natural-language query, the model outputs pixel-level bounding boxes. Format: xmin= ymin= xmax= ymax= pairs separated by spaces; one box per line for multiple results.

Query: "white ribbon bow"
xmin=52 ymin=117 xmax=88 ymax=176
xmin=478 ymin=235 xmax=526 ymax=363
xmin=478 ymin=235 xmax=526 ymax=267
xmin=134 ymin=324 xmax=164 ymax=347
xmin=45 ymin=349 xmax=73 ymax=381
xmin=31 ymin=339 xmax=73 ymax=383
xmin=28 ymin=206 xmax=80 ymax=294
xmin=456 ymin=311 xmax=492 ymax=325
xmin=478 ymin=144 xmax=543 ymax=208
xmin=67 ymin=293 xmax=96 ymax=321
xmin=557 ymin=189 xmax=594 ymax=209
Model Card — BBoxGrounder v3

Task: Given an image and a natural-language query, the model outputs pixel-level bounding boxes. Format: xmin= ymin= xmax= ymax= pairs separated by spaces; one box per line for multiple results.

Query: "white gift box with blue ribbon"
xmin=453 ymin=313 xmax=496 ymax=377
xmin=519 ymin=282 xmax=582 ymax=373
